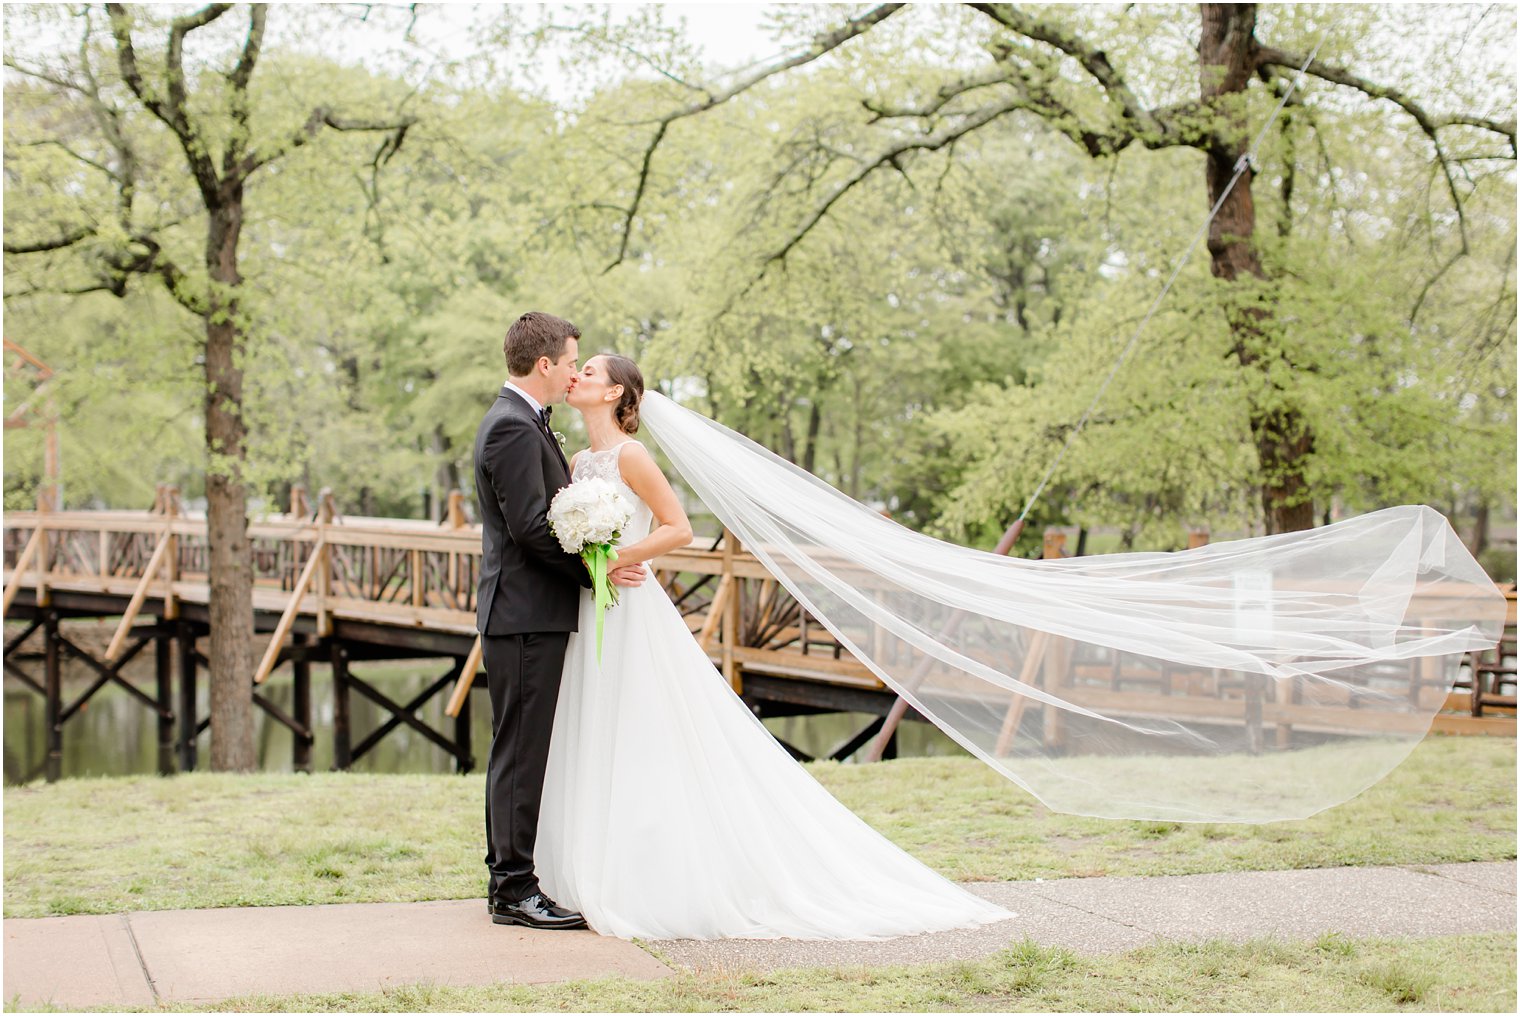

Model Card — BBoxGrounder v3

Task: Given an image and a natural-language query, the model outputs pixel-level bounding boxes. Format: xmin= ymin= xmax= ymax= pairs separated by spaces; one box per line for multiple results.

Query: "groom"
xmin=474 ymin=311 xmax=643 ymax=930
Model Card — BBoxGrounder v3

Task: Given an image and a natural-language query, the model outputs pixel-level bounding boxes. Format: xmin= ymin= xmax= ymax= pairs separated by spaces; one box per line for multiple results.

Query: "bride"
xmin=536 ymin=353 xmax=1014 ymax=941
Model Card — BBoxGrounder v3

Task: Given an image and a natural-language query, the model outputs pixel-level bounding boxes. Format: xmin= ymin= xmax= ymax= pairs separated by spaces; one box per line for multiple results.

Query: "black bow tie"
xmin=538 ymin=406 xmax=552 ymax=427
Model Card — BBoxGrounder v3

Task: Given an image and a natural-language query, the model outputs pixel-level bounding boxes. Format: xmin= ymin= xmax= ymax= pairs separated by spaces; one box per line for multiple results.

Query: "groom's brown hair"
xmin=505 ymin=312 xmax=580 ymax=376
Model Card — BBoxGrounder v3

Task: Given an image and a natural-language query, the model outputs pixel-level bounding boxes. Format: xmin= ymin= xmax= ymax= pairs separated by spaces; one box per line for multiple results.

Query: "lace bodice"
xmin=571 ymin=442 xmax=654 ymax=548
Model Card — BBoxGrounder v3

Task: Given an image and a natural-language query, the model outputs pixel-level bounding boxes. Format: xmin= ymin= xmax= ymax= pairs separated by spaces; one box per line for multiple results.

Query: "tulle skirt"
xmin=535 ymin=579 xmax=1014 ymax=940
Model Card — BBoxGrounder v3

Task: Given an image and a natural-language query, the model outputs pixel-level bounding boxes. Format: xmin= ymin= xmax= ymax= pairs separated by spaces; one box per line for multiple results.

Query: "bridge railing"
xmin=0 ymin=499 xmax=868 ymax=699
xmin=5 ymin=503 xmax=1513 ymax=738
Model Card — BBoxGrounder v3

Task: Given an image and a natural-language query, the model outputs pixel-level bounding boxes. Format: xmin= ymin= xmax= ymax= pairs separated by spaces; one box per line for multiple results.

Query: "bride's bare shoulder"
xmin=615 ymin=439 xmax=650 ymax=461
xmin=616 ymin=440 xmax=665 ymax=486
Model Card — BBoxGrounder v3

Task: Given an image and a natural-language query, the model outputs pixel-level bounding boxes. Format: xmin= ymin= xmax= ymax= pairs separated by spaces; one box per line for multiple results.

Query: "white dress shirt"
xmin=503 ymin=380 xmax=544 ymax=417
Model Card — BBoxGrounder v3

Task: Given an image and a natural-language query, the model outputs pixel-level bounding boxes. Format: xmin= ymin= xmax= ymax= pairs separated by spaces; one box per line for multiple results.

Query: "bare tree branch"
xmin=105 ymin=3 xmax=221 ymax=199
xmin=74 ymin=5 xmax=138 ymax=220
xmin=3 ymin=280 xmax=134 ymax=301
xmin=13 ymin=139 xmax=121 ymax=182
xmin=604 ymin=2 xmax=907 ymax=271
xmin=1256 ymin=45 xmax=1518 ymax=152
xmin=110 ymin=234 xmax=208 ymax=315
xmin=766 ymin=95 xmax=1031 ymax=267
xmin=4 ymin=224 xmax=98 ymax=254
xmin=167 ymin=5 xmax=237 ymax=122
xmin=1256 ymin=42 xmax=1519 ymax=322
xmin=241 ymin=109 xmax=417 ymax=177
xmin=227 ymin=3 xmax=265 ymax=92
xmin=223 ymin=4 xmax=268 ymax=173
xmin=862 ymin=64 xmax=1018 ymax=123
xmin=542 ymin=20 xmax=709 ymax=94
xmin=968 ymin=3 xmax=1166 ymax=139
xmin=2 ymin=58 xmax=91 ymax=95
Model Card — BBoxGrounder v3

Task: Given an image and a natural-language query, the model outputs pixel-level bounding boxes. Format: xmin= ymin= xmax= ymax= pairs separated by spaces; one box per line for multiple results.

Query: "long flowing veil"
xmin=639 ymin=391 xmax=1506 ymax=822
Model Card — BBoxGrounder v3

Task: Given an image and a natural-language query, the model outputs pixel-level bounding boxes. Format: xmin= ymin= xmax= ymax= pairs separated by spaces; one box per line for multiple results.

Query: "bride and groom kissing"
xmin=474 ymin=311 xmax=1011 ymax=940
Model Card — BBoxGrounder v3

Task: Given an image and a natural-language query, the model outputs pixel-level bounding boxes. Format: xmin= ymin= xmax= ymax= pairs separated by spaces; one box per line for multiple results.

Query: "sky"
xmin=650 ymin=3 xmax=775 ymax=70
xmin=308 ymin=2 xmax=785 ymax=104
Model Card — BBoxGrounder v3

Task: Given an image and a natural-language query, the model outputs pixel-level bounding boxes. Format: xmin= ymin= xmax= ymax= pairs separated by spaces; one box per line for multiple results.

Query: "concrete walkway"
xmin=5 ymin=862 xmax=1514 ymax=1010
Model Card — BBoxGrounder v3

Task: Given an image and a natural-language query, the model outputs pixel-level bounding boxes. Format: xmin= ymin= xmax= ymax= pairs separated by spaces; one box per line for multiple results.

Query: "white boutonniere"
xmin=553 ymin=429 xmax=567 ymax=448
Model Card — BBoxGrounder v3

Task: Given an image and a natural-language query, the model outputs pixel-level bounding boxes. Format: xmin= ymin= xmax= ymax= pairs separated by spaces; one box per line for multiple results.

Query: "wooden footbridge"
xmin=4 ymin=490 xmax=1515 ymax=782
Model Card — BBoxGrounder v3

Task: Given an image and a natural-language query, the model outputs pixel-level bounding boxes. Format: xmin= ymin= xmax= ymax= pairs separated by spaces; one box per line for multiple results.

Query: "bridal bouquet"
xmin=548 ymin=478 xmax=633 ymax=662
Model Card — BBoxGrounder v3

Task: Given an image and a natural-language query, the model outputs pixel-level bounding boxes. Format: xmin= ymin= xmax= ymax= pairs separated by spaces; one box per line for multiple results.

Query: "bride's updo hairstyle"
xmin=600 ymin=353 xmax=645 ymax=434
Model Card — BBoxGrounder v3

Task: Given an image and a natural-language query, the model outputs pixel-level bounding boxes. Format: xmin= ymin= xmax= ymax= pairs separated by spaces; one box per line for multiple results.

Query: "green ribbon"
xmin=584 ymin=543 xmax=619 ymax=663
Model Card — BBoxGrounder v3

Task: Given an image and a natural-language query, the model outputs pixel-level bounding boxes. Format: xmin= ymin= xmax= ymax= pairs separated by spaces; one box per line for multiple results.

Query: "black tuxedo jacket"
xmin=474 ymin=387 xmax=590 ymax=635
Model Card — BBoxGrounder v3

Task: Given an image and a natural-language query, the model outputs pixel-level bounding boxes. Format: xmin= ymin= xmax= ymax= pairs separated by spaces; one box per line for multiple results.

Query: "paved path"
xmin=4 ymin=862 xmax=1513 ymax=1009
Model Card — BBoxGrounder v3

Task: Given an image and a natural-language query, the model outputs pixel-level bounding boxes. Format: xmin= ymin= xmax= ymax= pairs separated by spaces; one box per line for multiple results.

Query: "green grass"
xmin=2 ymin=736 xmax=1513 ymax=918
xmin=9 ymin=934 xmax=1515 ymax=1013
xmin=817 ymin=735 xmax=1517 ymax=882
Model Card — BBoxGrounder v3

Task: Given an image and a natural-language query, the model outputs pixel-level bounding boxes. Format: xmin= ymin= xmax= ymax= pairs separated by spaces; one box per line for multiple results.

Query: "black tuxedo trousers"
xmin=482 ymin=629 xmax=569 ymax=903
xmin=473 ymin=387 xmax=590 ymax=903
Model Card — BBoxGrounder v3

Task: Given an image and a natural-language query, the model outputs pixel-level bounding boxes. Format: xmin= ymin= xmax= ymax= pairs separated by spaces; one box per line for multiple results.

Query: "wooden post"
xmin=177 ymin=622 xmax=198 ymax=772
xmin=1244 ymin=673 xmax=1264 ymax=754
xmin=155 ymin=622 xmax=174 ymax=775
xmin=695 ymin=574 xmax=731 ymax=652
xmin=1042 ymin=529 xmax=1069 ymax=559
xmin=105 ymin=526 xmax=174 ymax=661
xmin=291 ymin=633 xmax=313 ymax=774
xmin=331 ymin=642 xmax=351 ymax=770
xmin=35 ymin=489 xmax=51 ymax=608
xmin=316 ymin=490 xmax=335 ymax=637
xmin=1276 ymin=674 xmax=1297 ymax=749
xmin=252 ymin=533 xmax=327 ymax=685
xmin=446 ymin=489 xmax=468 ymax=527
xmin=721 ymin=529 xmax=742 ymax=694
xmin=446 ymin=489 xmax=467 ymax=596
xmin=994 ymin=630 xmax=1051 ymax=755
xmin=2 ymin=524 xmax=45 ymax=618
xmin=43 ymin=610 xmax=61 ymax=782
xmin=163 ymin=486 xmax=180 ymax=620
xmin=1044 ymin=637 xmax=1068 ymax=750
xmin=1187 ymin=528 xmax=1210 ymax=549
xmin=444 ymin=635 xmax=483 ymax=718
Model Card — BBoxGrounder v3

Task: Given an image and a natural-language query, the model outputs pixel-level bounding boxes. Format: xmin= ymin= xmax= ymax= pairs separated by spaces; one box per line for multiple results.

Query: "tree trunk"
xmin=801 ymin=400 xmax=822 ymax=475
xmin=432 ymin=425 xmax=456 ymax=520
xmin=204 ymin=195 xmax=257 ymax=772
xmin=1199 ymin=3 xmax=1316 ymax=534
xmin=1471 ymin=498 xmax=1490 ymax=556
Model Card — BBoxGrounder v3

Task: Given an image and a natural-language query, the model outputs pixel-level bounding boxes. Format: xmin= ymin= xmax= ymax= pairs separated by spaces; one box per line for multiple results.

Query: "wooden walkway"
xmin=3 ymin=499 xmax=1514 ymax=780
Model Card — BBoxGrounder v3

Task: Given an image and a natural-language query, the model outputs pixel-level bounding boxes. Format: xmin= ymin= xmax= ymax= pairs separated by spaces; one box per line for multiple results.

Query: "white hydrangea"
xmin=548 ymin=478 xmax=633 ymax=554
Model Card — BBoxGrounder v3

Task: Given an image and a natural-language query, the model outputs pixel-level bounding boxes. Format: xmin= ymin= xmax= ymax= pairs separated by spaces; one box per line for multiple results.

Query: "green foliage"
xmin=3 ymin=3 xmax=1513 ymax=550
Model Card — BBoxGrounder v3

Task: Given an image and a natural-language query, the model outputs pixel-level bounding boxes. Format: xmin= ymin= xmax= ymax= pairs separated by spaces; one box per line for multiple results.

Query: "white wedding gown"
xmin=536 ymin=442 xmax=1014 ymax=940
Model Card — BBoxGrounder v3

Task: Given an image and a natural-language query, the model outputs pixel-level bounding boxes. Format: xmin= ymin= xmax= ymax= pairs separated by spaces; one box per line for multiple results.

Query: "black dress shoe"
xmin=490 ymin=892 xmax=587 ymax=930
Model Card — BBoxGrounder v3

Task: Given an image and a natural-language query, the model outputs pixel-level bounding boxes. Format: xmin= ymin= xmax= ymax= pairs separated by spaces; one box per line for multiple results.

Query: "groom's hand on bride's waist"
xmin=609 ymin=563 xmax=648 ymax=588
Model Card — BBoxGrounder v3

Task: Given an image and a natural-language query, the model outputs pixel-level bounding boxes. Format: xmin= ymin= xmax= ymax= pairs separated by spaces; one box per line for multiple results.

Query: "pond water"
xmin=4 ymin=654 xmax=966 ymax=784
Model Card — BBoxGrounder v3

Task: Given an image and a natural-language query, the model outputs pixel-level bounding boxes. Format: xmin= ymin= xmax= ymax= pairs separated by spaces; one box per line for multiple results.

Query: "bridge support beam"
xmin=291 ymin=634 xmax=313 ymax=774
xmin=454 ymin=681 xmax=473 ymax=775
xmin=177 ymin=621 xmax=199 ymax=772
xmin=43 ymin=610 xmax=61 ymax=783
xmin=331 ymin=643 xmax=352 ymax=770
xmin=155 ymin=624 xmax=174 ymax=776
